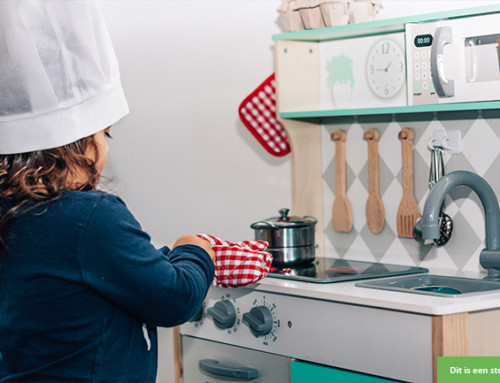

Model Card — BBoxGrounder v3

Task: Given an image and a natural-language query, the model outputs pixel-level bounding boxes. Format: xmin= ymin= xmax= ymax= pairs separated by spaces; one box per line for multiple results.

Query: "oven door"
xmin=181 ymin=335 xmax=289 ymax=383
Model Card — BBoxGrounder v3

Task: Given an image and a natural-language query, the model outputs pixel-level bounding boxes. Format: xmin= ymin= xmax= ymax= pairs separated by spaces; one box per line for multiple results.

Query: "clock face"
xmin=366 ymin=38 xmax=406 ymax=99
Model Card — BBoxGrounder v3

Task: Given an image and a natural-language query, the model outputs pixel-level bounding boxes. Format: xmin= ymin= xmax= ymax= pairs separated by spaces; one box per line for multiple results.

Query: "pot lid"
xmin=251 ymin=208 xmax=317 ymax=229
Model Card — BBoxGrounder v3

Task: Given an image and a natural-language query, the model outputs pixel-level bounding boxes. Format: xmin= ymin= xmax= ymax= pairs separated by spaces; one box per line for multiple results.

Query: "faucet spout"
xmin=422 ymin=171 xmax=500 ymax=279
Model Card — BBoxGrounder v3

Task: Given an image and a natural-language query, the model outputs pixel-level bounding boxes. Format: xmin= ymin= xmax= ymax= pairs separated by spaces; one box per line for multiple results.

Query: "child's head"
xmin=0 ymin=132 xmax=104 ymax=201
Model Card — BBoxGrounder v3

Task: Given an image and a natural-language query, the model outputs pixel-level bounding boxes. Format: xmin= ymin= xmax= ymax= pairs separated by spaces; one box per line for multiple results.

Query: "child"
xmin=0 ymin=1 xmax=214 ymax=381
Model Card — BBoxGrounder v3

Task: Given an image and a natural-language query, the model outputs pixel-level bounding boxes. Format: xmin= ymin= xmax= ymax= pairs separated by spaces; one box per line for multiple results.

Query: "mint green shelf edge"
xmin=272 ymin=4 xmax=500 ymax=42
xmin=280 ymin=101 xmax=500 ymax=119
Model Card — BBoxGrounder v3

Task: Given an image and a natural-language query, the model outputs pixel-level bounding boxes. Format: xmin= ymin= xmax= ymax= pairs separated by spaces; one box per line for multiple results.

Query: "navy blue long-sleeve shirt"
xmin=0 ymin=191 xmax=214 ymax=382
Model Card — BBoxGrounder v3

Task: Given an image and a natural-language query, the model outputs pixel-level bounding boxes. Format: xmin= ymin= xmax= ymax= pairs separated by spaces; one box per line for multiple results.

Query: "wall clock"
xmin=366 ymin=38 xmax=406 ymax=99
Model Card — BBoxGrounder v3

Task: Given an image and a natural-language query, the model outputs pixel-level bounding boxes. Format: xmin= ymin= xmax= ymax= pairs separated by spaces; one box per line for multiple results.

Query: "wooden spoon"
xmin=331 ymin=130 xmax=352 ymax=232
xmin=397 ymin=128 xmax=420 ymax=238
xmin=363 ymin=129 xmax=384 ymax=234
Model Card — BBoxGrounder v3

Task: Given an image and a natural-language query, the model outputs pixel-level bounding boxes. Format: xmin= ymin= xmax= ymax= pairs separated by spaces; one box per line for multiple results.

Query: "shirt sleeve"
xmin=77 ymin=194 xmax=214 ymax=327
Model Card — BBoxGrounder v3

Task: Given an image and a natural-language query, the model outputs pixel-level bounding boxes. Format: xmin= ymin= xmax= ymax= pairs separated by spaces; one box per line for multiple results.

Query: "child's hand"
xmin=170 ymin=234 xmax=216 ymax=263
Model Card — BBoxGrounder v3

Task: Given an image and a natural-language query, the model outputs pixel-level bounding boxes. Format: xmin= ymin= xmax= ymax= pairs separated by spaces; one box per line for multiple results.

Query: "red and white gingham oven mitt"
xmin=197 ymin=234 xmax=273 ymax=288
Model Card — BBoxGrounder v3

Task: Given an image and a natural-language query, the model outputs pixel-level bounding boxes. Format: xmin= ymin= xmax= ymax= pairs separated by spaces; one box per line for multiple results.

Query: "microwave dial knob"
xmin=207 ymin=300 xmax=236 ymax=329
xmin=242 ymin=306 xmax=273 ymax=337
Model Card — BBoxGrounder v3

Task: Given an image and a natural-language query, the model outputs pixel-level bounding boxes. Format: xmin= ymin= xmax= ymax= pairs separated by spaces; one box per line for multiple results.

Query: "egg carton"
xmin=277 ymin=0 xmax=383 ymax=32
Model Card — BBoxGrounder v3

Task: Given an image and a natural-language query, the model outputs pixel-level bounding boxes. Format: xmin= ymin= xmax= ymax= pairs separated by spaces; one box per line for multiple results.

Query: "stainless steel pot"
xmin=251 ymin=208 xmax=317 ymax=266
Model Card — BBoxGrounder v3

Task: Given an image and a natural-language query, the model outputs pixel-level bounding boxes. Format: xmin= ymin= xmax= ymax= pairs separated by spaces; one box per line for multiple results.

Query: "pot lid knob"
xmin=278 ymin=208 xmax=290 ymax=220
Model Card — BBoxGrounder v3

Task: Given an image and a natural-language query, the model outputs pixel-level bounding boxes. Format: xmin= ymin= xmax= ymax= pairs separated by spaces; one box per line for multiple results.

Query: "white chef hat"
xmin=0 ymin=0 xmax=129 ymax=155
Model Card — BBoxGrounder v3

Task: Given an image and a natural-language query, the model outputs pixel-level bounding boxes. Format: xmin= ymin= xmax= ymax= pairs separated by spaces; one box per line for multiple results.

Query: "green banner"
xmin=438 ymin=357 xmax=500 ymax=382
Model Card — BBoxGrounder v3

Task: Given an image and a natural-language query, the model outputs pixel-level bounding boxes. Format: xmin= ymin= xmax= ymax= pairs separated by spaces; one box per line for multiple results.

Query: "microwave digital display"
xmin=414 ymin=34 xmax=433 ymax=48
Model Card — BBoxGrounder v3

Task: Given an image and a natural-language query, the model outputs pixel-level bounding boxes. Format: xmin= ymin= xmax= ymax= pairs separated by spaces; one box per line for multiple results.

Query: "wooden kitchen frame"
xmin=273 ymin=5 xmax=500 ymax=383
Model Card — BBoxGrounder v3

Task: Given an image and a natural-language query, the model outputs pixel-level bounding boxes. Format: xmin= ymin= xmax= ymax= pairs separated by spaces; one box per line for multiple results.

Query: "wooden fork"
xmin=397 ymin=128 xmax=420 ymax=238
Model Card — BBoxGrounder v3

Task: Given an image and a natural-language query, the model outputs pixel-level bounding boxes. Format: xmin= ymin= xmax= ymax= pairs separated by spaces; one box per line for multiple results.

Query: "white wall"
xmin=100 ymin=1 xmax=289 ymax=248
xmin=99 ymin=1 xmax=499 ymax=382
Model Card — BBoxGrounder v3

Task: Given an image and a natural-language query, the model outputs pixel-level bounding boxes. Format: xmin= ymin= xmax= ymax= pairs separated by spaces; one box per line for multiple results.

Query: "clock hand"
xmin=384 ymin=61 xmax=392 ymax=72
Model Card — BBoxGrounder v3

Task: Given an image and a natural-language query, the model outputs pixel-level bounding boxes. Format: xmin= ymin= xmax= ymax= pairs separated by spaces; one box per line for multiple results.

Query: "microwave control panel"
xmin=406 ymin=22 xmax=439 ymax=105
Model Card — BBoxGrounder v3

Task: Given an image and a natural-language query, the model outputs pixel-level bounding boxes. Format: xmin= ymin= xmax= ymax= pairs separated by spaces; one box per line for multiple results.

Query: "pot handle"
xmin=250 ymin=221 xmax=278 ymax=229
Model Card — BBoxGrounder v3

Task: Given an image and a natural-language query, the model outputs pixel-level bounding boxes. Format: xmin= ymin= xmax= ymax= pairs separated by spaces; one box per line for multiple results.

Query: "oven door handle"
xmin=199 ymin=359 xmax=259 ymax=380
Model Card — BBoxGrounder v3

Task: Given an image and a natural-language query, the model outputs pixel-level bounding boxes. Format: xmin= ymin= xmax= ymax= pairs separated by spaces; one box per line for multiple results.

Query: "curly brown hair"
xmin=0 ymin=135 xmax=101 ymax=254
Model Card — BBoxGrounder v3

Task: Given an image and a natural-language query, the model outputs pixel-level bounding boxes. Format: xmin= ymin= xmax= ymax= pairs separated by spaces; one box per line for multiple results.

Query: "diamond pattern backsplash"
xmin=322 ymin=110 xmax=500 ymax=273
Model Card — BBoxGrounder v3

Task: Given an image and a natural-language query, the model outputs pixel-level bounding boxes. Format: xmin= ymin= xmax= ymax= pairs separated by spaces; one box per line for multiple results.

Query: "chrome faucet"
xmin=422 ymin=171 xmax=500 ymax=280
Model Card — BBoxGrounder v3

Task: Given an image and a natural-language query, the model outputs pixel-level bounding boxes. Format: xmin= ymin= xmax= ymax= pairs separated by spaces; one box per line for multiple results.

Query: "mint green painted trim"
xmin=280 ymin=102 xmax=500 ymax=119
xmin=273 ymin=4 xmax=500 ymax=42
xmin=290 ymin=360 xmax=399 ymax=382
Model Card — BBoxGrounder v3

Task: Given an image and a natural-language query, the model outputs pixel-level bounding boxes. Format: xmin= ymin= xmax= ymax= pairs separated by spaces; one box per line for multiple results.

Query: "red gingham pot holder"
xmin=238 ymin=73 xmax=291 ymax=157
xmin=197 ymin=234 xmax=273 ymax=288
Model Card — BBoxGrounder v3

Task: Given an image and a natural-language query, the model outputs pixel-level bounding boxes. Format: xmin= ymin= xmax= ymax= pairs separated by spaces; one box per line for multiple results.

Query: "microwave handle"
xmin=199 ymin=359 xmax=259 ymax=380
xmin=430 ymin=26 xmax=455 ymax=97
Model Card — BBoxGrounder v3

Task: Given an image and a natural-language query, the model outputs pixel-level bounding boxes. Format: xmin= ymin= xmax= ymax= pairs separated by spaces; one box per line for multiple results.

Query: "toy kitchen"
xmin=179 ymin=5 xmax=500 ymax=383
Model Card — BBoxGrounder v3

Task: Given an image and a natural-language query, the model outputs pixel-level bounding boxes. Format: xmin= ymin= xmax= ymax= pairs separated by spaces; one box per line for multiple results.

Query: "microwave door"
xmin=464 ymin=34 xmax=500 ymax=83
xmin=430 ymin=13 xmax=500 ymax=104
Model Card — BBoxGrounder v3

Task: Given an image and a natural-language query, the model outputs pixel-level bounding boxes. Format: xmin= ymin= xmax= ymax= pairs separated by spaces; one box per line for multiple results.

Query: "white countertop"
xmin=249 ymin=267 xmax=500 ymax=315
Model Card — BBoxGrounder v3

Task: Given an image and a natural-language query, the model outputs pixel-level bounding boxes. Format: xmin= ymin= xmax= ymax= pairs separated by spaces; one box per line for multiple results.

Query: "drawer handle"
xmin=199 ymin=359 xmax=259 ymax=380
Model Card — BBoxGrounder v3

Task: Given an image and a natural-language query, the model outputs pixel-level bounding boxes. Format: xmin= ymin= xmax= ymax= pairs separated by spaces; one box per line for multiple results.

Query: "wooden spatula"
xmin=331 ymin=130 xmax=352 ymax=232
xmin=363 ymin=129 xmax=384 ymax=234
xmin=397 ymin=128 xmax=420 ymax=238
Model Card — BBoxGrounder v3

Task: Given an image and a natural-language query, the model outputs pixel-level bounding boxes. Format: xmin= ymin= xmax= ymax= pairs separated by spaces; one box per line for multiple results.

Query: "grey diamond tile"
xmin=399 ymin=237 xmax=433 ymax=264
xmin=346 ymin=163 xmax=357 ymax=192
xmin=395 ymin=154 xmax=425 ymax=203
xmin=444 ymin=154 xmax=476 ymax=174
xmin=441 ymin=211 xmax=482 ymax=270
xmin=448 ymin=185 xmax=474 ymax=209
xmin=378 ymin=157 xmax=394 ymax=197
xmin=323 ymin=156 xmax=357 ymax=195
xmin=358 ymin=155 xmax=394 ymax=197
xmin=481 ymin=113 xmax=500 ymax=142
xmin=324 ymin=224 xmax=358 ymax=258
xmin=358 ymin=163 xmax=369 ymax=193
xmin=462 ymin=118 xmax=500 ymax=175
xmin=323 ymin=155 xmax=335 ymax=195
xmin=359 ymin=224 xmax=395 ymax=262
xmin=483 ymin=153 xmax=500 ymax=197
xmin=413 ymin=149 xmax=428 ymax=203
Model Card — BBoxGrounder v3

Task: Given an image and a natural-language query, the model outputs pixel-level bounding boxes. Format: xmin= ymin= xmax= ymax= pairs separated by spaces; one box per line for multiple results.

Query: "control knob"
xmin=207 ymin=300 xmax=236 ymax=329
xmin=242 ymin=306 xmax=273 ymax=337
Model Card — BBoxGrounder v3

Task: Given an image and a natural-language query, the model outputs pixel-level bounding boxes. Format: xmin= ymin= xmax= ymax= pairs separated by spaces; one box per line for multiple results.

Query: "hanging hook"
xmin=427 ymin=129 xmax=462 ymax=154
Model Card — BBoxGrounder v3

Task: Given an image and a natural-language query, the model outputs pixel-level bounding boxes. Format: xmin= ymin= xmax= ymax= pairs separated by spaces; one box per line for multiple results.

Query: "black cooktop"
xmin=268 ymin=258 xmax=428 ymax=284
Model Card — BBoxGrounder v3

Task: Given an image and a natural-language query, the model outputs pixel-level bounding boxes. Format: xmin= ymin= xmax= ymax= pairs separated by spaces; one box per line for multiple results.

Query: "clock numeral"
xmin=381 ymin=42 xmax=390 ymax=54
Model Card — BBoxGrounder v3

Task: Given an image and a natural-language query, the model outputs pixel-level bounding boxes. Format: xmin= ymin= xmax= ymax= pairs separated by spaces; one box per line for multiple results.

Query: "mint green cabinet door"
xmin=290 ymin=360 xmax=401 ymax=383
